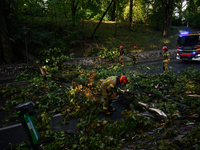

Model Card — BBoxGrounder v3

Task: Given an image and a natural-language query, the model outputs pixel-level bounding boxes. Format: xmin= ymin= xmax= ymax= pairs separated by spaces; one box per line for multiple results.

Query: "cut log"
xmin=17 ymin=48 xmax=46 ymax=75
xmin=52 ymin=72 xmax=78 ymax=81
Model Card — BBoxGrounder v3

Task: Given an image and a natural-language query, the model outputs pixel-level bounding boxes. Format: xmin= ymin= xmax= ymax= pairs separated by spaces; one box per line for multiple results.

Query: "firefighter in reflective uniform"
xmin=119 ymin=46 xmax=124 ymax=64
xmin=101 ymin=75 xmax=128 ymax=115
xmin=162 ymin=46 xmax=170 ymax=73
xmin=132 ymin=46 xmax=138 ymax=64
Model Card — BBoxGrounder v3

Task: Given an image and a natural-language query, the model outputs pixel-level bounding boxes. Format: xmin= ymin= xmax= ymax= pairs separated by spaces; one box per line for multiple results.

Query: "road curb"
xmin=0 ymin=49 xmax=177 ymax=82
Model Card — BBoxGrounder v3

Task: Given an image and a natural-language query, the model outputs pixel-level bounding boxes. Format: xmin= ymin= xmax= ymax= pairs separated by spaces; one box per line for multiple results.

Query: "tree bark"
xmin=178 ymin=0 xmax=184 ymax=25
xmin=111 ymin=0 xmax=116 ymax=21
xmin=17 ymin=48 xmax=46 ymax=75
xmin=81 ymin=0 xmax=84 ymax=31
xmin=52 ymin=72 xmax=77 ymax=81
xmin=0 ymin=0 xmax=13 ymax=63
xmin=71 ymin=0 xmax=79 ymax=29
xmin=129 ymin=0 xmax=133 ymax=27
xmin=161 ymin=0 xmax=174 ymax=37
xmin=91 ymin=0 xmax=115 ymax=39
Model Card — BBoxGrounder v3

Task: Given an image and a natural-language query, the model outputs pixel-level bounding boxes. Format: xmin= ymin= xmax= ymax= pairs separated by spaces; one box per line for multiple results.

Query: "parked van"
xmin=176 ymin=31 xmax=200 ymax=61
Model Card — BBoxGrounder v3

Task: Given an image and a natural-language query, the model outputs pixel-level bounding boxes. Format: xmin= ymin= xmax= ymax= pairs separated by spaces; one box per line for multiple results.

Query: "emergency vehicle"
xmin=176 ymin=31 xmax=200 ymax=61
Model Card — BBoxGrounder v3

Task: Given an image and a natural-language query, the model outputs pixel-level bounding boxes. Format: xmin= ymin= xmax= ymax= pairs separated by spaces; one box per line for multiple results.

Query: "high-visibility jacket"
xmin=132 ymin=50 xmax=138 ymax=57
xmin=120 ymin=50 xmax=124 ymax=56
xmin=163 ymin=51 xmax=170 ymax=63
xmin=101 ymin=76 xmax=119 ymax=99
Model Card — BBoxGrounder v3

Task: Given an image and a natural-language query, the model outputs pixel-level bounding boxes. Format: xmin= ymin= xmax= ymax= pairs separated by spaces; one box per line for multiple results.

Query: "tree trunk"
xmin=111 ymin=0 xmax=116 ymax=21
xmin=115 ymin=16 xmax=117 ymax=37
xmin=178 ymin=0 xmax=184 ymax=25
xmin=162 ymin=11 xmax=168 ymax=37
xmin=161 ymin=0 xmax=174 ymax=37
xmin=0 ymin=0 xmax=13 ymax=63
xmin=71 ymin=0 xmax=79 ymax=29
xmin=17 ymin=48 xmax=46 ymax=75
xmin=91 ymin=0 xmax=115 ymax=39
xmin=129 ymin=0 xmax=133 ymax=27
xmin=81 ymin=0 xmax=84 ymax=31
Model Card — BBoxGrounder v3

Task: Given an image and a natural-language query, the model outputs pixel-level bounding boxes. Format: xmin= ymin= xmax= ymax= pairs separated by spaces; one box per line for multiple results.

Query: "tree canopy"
xmin=0 ymin=0 xmax=199 ymax=63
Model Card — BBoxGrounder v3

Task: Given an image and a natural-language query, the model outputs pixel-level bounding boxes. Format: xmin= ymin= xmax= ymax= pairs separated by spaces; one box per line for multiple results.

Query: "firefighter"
xmin=162 ymin=46 xmax=170 ymax=73
xmin=119 ymin=46 xmax=124 ymax=64
xmin=132 ymin=46 xmax=138 ymax=64
xmin=101 ymin=75 xmax=128 ymax=115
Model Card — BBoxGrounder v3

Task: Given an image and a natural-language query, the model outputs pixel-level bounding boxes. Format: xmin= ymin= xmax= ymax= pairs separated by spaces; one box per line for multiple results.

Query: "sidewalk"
xmin=0 ymin=49 xmax=177 ymax=84
xmin=137 ymin=49 xmax=177 ymax=62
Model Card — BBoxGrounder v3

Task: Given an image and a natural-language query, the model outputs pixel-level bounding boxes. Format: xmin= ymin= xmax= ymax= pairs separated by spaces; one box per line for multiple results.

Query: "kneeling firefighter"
xmin=101 ymin=75 xmax=128 ymax=115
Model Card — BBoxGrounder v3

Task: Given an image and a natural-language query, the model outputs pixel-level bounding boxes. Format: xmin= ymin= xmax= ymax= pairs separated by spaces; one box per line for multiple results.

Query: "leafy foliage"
xmin=88 ymin=46 xmax=121 ymax=62
xmin=1 ymin=0 xmax=200 ymax=149
xmin=1 ymin=49 xmax=200 ymax=149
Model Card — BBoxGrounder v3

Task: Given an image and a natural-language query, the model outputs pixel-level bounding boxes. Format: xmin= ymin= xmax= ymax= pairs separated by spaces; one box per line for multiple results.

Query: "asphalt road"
xmin=0 ymin=58 xmax=200 ymax=149
xmin=124 ymin=58 xmax=200 ymax=74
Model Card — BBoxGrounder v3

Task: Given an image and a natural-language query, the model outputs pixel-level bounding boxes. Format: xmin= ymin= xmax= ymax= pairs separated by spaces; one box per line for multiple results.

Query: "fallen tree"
xmin=17 ymin=48 xmax=46 ymax=75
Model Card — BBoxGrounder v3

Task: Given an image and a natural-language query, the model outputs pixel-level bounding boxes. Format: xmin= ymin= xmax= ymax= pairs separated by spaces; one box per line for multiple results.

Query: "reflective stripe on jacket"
xmin=132 ymin=50 xmax=138 ymax=56
xmin=101 ymin=76 xmax=118 ymax=99
xmin=102 ymin=76 xmax=118 ymax=92
xmin=163 ymin=52 xmax=170 ymax=63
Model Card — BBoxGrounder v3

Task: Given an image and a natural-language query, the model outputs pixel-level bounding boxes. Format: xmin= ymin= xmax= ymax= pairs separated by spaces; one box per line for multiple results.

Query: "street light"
xmin=22 ymin=26 xmax=29 ymax=66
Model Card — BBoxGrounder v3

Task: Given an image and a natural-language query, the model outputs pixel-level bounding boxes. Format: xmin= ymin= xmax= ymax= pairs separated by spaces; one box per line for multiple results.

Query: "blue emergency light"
xmin=193 ymin=51 xmax=196 ymax=54
xmin=180 ymin=31 xmax=189 ymax=35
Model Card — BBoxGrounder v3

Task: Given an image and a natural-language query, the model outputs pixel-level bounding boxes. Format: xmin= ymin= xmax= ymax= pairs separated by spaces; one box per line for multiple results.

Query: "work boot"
xmin=103 ymin=109 xmax=111 ymax=115
xmin=108 ymin=107 xmax=116 ymax=112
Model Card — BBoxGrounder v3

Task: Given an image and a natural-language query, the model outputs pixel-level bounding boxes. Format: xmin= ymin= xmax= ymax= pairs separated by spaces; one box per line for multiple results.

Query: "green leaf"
xmin=73 ymin=144 xmax=78 ymax=148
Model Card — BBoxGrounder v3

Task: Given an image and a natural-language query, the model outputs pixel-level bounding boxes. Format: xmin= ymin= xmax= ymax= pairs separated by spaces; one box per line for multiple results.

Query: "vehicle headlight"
xmin=177 ymin=53 xmax=180 ymax=56
xmin=197 ymin=54 xmax=200 ymax=57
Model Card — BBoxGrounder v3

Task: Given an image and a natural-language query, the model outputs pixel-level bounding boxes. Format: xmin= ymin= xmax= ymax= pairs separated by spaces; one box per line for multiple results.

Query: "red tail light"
xmin=177 ymin=46 xmax=179 ymax=53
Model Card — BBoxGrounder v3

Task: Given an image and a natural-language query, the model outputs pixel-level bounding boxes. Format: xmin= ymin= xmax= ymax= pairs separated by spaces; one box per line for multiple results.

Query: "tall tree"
xmin=161 ymin=0 xmax=174 ymax=37
xmin=81 ymin=0 xmax=84 ymax=31
xmin=111 ymin=0 xmax=116 ymax=21
xmin=91 ymin=0 xmax=115 ymax=38
xmin=129 ymin=0 xmax=133 ymax=27
xmin=185 ymin=0 xmax=198 ymax=27
xmin=0 ymin=0 xmax=13 ymax=63
xmin=71 ymin=0 xmax=79 ymax=28
xmin=176 ymin=0 xmax=185 ymax=25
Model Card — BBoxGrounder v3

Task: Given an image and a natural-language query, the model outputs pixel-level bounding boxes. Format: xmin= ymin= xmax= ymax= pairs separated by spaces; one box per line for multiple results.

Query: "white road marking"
xmin=0 ymin=113 xmax=61 ymax=131
xmin=0 ymin=123 xmax=22 ymax=131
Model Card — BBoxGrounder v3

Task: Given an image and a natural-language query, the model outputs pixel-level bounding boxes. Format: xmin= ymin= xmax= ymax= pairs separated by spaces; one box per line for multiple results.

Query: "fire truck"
xmin=176 ymin=31 xmax=200 ymax=61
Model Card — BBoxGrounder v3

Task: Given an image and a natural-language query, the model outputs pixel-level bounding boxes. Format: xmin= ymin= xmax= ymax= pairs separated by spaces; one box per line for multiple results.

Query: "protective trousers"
xmin=163 ymin=52 xmax=170 ymax=73
xmin=132 ymin=56 xmax=137 ymax=64
xmin=103 ymin=97 xmax=113 ymax=112
xmin=119 ymin=56 xmax=123 ymax=64
xmin=132 ymin=50 xmax=138 ymax=64
xmin=101 ymin=84 xmax=113 ymax=114
xmin=163 ymin=62 xmax=168 ymax=72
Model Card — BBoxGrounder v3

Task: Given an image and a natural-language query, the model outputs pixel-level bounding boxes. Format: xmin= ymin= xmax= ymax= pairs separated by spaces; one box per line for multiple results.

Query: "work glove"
xmin=106 ymin=89 xmax=109 ymax=93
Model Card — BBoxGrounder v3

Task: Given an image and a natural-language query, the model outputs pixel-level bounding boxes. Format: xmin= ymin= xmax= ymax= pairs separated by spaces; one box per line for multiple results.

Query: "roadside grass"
xmin=24 ymin=17 xmax=198 ymax=57
xmin=83 ymin=21 xmax=188 ymax=53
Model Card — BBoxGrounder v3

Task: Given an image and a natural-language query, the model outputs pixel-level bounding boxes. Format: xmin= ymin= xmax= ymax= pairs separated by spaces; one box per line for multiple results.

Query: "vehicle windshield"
xmin=178 ymin=35 xmax=199 ymax=46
